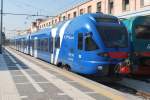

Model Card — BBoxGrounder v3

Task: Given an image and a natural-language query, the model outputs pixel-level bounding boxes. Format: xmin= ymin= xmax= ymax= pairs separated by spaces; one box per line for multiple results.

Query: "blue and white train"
xmin=11 ymin=13 xmax=131 ymax=76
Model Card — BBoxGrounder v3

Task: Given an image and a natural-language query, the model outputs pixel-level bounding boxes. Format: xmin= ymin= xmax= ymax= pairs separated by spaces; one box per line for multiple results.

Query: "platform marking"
xmin=13 ymin=75 xmax=24 ymax=77
xmin=8 ymin=49 xmax=96 ymax=100
xmin=85 ymin=91 xmax=97 ymax=94
xmin=58 ymin=92 xmax=97 ymax=96
xmin=13 ymin=74 xmax=38 ymax=77
xmin=16 ymin=82 xmax=30 ymax=85
xmin=5 ymin=52 xmax=17 ymax=64
xmin=15 ymin=64 xmax=44 ymax=93
xmin=22 ymin=62 xmax=96 ymax=100
xmin=6 ymin=51 xmax=45 ymax=93
xmin=65 ymin=80 xmax=77 ymax=83
xmin=0 ymin=54 xmax=21 ymax=100
xmin=20 ymin=96 xmax=28 ymax=99
xmin=16 ymin=82 xmax=50 ymax=85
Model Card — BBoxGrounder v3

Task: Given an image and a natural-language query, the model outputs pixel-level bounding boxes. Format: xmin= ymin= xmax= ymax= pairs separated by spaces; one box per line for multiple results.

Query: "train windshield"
xmin=135 ymin=25 xmax=150 ymax=40
xmin=97 ymin=26 xmax=128 ymax=48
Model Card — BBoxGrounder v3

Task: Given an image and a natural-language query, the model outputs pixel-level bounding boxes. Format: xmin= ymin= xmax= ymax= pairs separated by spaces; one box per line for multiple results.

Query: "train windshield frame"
xmin=135 ymin=25 xmax=150 ymax=40
xmin=97 ymin=26 xmax=128 ymax=48
xmin=95 ymin=17 xmax=118 ymax=23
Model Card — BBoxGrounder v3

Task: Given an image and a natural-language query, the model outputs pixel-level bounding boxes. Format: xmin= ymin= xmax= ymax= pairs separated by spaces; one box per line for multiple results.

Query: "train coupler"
xmin=115 ymin=59 xmax=131 ymax=75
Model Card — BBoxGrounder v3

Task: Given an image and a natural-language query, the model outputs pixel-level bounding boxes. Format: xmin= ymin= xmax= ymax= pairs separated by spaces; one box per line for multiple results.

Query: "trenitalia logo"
xmin=147 ymin=44 xmax=150 ymax=49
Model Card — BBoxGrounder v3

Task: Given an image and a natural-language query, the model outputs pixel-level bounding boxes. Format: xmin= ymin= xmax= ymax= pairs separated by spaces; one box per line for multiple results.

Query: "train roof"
xmin=15 ymin=34 xmax=29 ymax=39
xmin=81 ymin=13 xmax=117 ymax=19
xmin=30 ymin=28 xmax=51 ymax=36
xmin=121 ymin=16 xmax=150 ymax=23
xmin=73 ymin=13 xmax=118 ymax=22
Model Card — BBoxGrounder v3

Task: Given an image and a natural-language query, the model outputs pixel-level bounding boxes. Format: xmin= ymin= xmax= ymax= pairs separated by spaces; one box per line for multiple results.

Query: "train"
xmin=10 ymin=13 xmax=131 ymax=77
xmin=122 ymin=16 xmax=150 ymax=75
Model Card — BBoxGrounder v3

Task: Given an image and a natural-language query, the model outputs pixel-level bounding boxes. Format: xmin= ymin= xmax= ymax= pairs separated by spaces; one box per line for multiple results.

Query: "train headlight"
xmin=98 ymin=66 xmax=103 ymax=70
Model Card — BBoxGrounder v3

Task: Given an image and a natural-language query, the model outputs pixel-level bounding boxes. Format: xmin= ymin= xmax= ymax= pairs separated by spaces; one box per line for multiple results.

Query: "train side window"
xmin=85 ymin=36 xmax=99 ymax=51
xmin=55 ymin=37 xmax=60 ymax=48
xmin=40 ymin=39 xmax=43 ymax=51
xmin=78 ymin=33 xmax=83 ymax=50
xmin=44 ymin=38 xmax=48 ymax=51
xmin=50 ymin=37 xmax=54 ymax=53
xmin=38 ymin=39 xmax=40 ymax=51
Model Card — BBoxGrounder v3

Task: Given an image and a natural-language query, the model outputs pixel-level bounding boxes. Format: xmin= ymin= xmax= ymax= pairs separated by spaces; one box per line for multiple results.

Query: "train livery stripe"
xmin=51 ymin=27 xmax=58 ymax=64
xmin=54 ymin=20 xmax=71 ymax=64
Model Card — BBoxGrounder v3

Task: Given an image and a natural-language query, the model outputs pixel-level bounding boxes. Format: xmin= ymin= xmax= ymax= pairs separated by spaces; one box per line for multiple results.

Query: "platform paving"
xmin=0 ymin=48 xmax=142 ymax=100
xmin=0 ymin=54 xmax=20 ymax=100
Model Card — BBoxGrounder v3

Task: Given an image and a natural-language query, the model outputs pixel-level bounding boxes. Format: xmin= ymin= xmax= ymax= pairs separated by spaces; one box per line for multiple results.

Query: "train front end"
xmin=72 ymin=13 xmax=131 ymax=76
xmin=130 ymin=16 xmax=150 ymax=75
xmin=95 ymin=17 xmax=130 ymax=76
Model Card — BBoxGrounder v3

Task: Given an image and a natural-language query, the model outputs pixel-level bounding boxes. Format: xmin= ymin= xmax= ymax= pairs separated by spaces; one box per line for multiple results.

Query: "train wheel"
xmin=62 ymin=64 xmax=71 ymax=71
xmin=57 ymin=62 xmax=62 ymax=67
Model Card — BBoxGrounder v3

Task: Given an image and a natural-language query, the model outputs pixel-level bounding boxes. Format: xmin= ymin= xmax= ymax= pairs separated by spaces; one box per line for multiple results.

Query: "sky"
xmin=3 ymin=0 xmax=88 ymax=38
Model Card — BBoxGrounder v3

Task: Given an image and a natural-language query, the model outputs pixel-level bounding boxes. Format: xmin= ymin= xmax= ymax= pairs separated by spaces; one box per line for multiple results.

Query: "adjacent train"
xmin=11 ymin=13 xmax=131 ymax=77
xmin=122 ymin=16 xmax=150 ymax=75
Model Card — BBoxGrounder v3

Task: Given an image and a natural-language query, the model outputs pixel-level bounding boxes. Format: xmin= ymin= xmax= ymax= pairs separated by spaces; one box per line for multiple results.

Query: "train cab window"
xmin=135 ymin=25 xmax=150 ymax=39
xmin=55 ymin=37 xmax=60 ymax=48
xmin=85 ymin=36 xmax=99 ymax=51
xmin=78 ymin=33 xmax=83 ymax=50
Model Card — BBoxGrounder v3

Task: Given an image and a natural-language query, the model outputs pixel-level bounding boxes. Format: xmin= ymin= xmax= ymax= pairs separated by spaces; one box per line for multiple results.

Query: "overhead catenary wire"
xmin=1 ymin=12 xmax=56 ymax=17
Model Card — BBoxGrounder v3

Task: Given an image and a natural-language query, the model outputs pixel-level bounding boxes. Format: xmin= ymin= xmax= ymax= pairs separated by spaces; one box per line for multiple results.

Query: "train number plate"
xmin=98 ymin=66 xmax=103 ymax=70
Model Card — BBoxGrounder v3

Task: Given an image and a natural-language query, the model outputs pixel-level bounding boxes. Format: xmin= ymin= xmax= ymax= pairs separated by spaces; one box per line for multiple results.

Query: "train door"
xmin=50 ymin=37 xmax=55 ymax=64
xmin=34 ymin=37 xmax=38 ymax=58
xmin=21 ymin=39 xmax=24 ymax=52
xmin=27 ymin=36 xmax=29 ymax=54
xmin=50 ymin=28 xmax=57 ymax=64
xmin=31 ymin=39 xmax=34 ymax=56
xmin=74 ymin=32 xmax=84 ymax=68
xmin=53 ymin=36 xmax=60 ymax=65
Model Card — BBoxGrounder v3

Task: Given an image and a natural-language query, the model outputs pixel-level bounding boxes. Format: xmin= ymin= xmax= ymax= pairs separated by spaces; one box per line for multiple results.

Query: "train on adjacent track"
xmin=10 ymin=13 xmax=133 ymax=77
xmin=122 ymin=16 xmax=150 ymax=75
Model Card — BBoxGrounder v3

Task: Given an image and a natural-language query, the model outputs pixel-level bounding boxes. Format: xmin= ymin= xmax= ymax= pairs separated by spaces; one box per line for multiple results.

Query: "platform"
xmin=0 ymin=47 xmax=141 ymax=100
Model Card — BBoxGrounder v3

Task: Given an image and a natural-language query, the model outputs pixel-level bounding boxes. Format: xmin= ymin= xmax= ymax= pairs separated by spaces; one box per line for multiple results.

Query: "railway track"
xmin=6 ymin=47 xmax=150 ymax=100
xmin=116 ymin=77 xmax=150 ymax=99
xmin=136 ymin=90 xmax=150 ymax=100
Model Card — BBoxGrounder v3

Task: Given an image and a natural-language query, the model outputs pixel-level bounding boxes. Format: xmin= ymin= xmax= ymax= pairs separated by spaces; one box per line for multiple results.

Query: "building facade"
xmin=30 ymin=0 xmax=150 ymax=32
